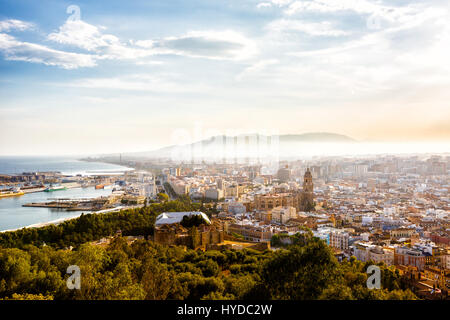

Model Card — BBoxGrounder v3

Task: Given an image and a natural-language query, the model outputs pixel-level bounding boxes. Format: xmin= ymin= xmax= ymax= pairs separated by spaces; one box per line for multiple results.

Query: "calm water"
xmin=0 ymin=156 xmax=132 ymax=231
xmin=0 ymin=156 xmax=132 ymax=176
xmin=0 ymin=187 xmax=113 ymax=231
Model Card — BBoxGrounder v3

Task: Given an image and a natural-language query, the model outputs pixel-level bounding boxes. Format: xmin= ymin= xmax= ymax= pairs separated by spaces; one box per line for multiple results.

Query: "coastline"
xmin=0 ymin=205 xmax=134 ymax=233
xmin=78 ymin=157 xmax=135 ymax=174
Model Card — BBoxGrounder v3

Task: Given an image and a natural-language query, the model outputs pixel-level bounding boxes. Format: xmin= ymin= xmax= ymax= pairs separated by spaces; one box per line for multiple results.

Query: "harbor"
xmin=0 ymin=167 xmax=156 ymax=231
xmin=0 ymin=186 xmax=114 ymax=231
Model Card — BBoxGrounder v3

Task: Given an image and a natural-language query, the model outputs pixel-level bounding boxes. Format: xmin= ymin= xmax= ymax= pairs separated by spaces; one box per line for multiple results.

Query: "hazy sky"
xmin=1 ymin=0 xmax=450 ymax=155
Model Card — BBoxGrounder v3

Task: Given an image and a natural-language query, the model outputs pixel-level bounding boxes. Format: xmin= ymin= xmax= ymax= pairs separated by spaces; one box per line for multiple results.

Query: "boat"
xmin=0 ymin=188 xmax=25 ymax=198
xmin=95 ymin=184 xmax=105 ymax=189
xmin=44 ymin=185 xmax=67 ymax=192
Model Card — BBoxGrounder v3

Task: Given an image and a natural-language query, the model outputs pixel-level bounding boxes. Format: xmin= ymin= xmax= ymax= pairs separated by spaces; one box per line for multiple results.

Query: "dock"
xmin=23 ymin=195 xmax=112 ymax=211
xmin=23 ymin=202 xmax=99 ymax=211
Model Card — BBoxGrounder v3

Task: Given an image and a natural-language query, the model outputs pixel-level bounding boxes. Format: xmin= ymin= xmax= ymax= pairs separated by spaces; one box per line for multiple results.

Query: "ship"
xmin=44 ymin=184 xmax=67 ymax=192
xmin=0 ymin=188 xmax=25 ymax=198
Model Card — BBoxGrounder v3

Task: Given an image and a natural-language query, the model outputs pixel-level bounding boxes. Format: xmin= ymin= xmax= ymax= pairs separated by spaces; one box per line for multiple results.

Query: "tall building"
xmin=299 ymin=168 xmax=314 ymax=211
xmin=217 ymin=178 xmax=224 ymax=190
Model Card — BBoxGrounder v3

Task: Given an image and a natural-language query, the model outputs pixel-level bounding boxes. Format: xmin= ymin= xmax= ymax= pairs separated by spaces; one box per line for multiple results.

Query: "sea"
xmin=0 ymin=156 xmax=133 ymax=232
xmin=0 ymin=156 xmax=132 ymax=176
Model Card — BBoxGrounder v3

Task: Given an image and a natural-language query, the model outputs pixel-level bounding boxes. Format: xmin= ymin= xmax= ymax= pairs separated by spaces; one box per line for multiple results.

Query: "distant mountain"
xmin=121 ymin=132 xmax=357 ymax=159
xmin=278 ymin=132 xmax=356 ymax=143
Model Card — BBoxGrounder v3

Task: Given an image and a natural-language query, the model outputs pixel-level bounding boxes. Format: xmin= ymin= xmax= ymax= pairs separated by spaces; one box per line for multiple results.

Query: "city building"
xmin=271 ymin=206 xmax=297 ymax=224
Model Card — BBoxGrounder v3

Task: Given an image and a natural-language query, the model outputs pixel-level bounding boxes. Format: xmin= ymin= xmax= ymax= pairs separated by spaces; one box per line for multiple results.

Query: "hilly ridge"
xmin=120 ymin=132 xmax=356 ymax=158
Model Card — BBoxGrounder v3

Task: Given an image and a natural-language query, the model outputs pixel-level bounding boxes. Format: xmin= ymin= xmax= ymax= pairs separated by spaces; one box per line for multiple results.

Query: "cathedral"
xmin=253 ymin=168 xmax=315 ymax=212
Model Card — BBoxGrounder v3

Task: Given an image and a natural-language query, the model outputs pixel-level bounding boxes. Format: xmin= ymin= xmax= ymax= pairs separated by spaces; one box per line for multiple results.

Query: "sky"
xmin=0 ymin=0 xmax=449 ymax=156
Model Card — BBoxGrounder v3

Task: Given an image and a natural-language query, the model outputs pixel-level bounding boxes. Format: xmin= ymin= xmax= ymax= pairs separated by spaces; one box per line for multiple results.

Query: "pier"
xmin=23 ymin=196 xmax=111 ymax=211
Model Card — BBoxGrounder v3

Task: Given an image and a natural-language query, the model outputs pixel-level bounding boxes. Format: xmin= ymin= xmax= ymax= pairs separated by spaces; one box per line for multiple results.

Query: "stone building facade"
xmin=153 ymin=223 xmax=224 ymax=249
xmin=254 ymin=168 xmax=315 ymax=212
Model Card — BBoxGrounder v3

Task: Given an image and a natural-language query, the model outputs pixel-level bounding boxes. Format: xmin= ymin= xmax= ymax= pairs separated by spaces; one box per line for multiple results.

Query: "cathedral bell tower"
xmin=300 ymin=168 xmax=314 ymax=211
xmin=303 ymin=168 xmax=313 ymax=193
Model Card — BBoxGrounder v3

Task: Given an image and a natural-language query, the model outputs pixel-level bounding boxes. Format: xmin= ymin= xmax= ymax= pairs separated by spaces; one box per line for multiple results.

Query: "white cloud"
xmin=136 ymin=30 xmax=258 ymax=60
xmin=284 ymin=0 xmax=422 ymax=27
xmin=0 ymin=33 xmax=96 ymax=69
xmin=257 ymin=2 xmax=272 ymax=9
xmin=266 ymin=19 xmax=349 ymax=36
xmin=286 ymin=0 xmax=380 ymax=15
xmin=48 ymin=21 xmax=257 ymax=62
xmin=1 ymin=1 xmax=450 ymax=150
xmin=0 ymin=17 xmax=258 ymax=69
xmin=272 ymin=7 xmax=450 ymax=100
xmin=48 ymin=20 xmax=118 ymax=51
xmin=0 ymin=19 xmax=34 ymax=32
xmin=47 ymin=20 xmax=154 ymax=60
xmin=257 ymin=0 xmax=294 ymax=9
xmin=270 ymin=0 xmax=293 ymax=7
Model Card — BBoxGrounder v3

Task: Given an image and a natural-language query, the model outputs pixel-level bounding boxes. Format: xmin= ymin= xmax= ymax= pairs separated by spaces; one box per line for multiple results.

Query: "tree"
xmin=180 ymin=215 xmax=205 ymax=228
xmin=157 ymin=193 xmax=169 ymax=202
xmin=319 ymin=284 xmax=354 ymax=300
xmin=224 ymin=275 xmax=258 ymax=299
xmin=0 ymin=248 xmax=34 ymax=296
xmin=0 ymin=220 xmax=420 ymax=301
xmin=260 ymin=239 xmax=342 ymax=299
xmin=197 ymin=260 xmax=219 ymax=277
xmin=141 ymin=259 xmax=174 ymax=300
xmin=4 ymin=293 xmax=54 ymax=300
